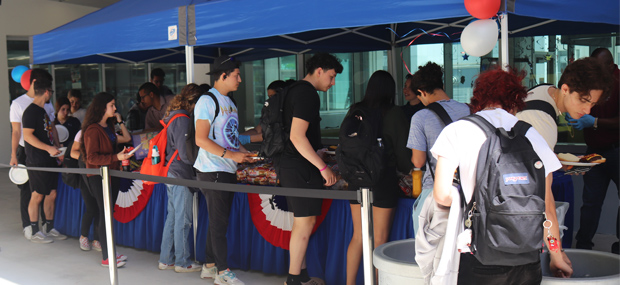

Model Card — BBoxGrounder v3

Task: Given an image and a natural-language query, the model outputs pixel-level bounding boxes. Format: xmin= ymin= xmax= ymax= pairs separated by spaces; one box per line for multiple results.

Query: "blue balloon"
xmin=11 ymin=65 xmax=29 ymax=83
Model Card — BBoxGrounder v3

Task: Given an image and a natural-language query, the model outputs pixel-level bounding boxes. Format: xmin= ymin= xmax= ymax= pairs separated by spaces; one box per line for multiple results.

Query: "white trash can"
xmin=373 ymin=239 xmax=424 ymax=284
xmin=541 ymin=249 xmax=620 ymax=284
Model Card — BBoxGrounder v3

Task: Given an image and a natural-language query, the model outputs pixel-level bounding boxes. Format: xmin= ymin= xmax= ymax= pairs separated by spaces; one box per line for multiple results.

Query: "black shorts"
xmin=27 ymin=169 xmax=58 ymax=195
xmin=278 ymin=158 xmax=324 ymax=217
xmin=348 ymin=170 xmax=399 ymax=209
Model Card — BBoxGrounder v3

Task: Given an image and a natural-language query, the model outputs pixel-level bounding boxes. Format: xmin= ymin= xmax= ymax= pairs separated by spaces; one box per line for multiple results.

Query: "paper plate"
xmin=325 ymin=150 xmax=336 ymax=155
xmin=560 ymin=161 xmax=598 ymax=167
xmin=9 ymin=164 xmax=28 ymax=185
xmin=56 ymin=125 xmax=69 ymax=143
xmin=51 ymin=147 xmax=67 ymax=157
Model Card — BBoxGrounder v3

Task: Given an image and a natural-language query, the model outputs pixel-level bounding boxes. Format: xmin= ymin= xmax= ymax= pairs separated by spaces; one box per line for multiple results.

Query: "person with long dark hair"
xmin=54 ymin=96 xmax=81 ymax=144
xmin=157 ymin=84 xmax=202 ymax=273
xmin=344 ymin=70 xmax=409 ymax=284
xmin=81 ymin=92 xmax=132 ymax=267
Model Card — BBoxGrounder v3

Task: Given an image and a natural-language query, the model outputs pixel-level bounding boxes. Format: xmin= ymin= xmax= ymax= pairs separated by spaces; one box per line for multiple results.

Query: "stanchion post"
xmin=360 ymin=187 xmax=375 ymax=285
xmin=193 ymin=191 xmax=198 ymax=262
xmin=101 ymin=166 xmax=118 ymax=285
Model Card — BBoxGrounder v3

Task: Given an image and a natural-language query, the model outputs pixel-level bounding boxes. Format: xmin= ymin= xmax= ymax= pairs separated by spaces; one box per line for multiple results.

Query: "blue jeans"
xmin=576 ymin=146 xmax=619 ymax=249
xmin=159 ymin=173 xmax=194 ymax=267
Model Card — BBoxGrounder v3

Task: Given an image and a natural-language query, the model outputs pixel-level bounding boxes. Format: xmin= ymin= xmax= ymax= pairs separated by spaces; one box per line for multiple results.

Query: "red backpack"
xmin=140 ymin=113 xmax=189 ymax=185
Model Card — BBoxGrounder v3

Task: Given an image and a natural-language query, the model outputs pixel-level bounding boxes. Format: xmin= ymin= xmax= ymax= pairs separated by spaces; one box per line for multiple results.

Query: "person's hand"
xmin=9 ymin=155 xmax=18 ymax=166
xmin=116 ymin=147 xmax=133 ymax=161
xmin=320 ymin=166 xmax=337 ymax=187
xmin=47 ymin=145 xmax=60 ymax=156
xmin=239 ymin=135 xmax=251 ymax=145
xmin=549 ymin=250 xmax=573 ymax=278
xmin=114 ymin=112 xmax=123 ymax=123
xmin=230 ymin=151 xmax=252 ymax=164
xmin=566 ymin=113 xmax=595 ymax=130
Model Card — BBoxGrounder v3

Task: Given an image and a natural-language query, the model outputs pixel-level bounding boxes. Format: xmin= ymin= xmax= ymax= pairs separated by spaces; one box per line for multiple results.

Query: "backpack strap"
xmin=205 ymin=92 xmax=220 ymax=140
xmin=426 ymin=102 xmax=453 ymax=126
xmin=425 ymin=102 xmax=466 ymax=208
xmin=462 ymin=114 xmax=496 ymax=138
xmin=524 ymin=100 xmax=558 ymax=124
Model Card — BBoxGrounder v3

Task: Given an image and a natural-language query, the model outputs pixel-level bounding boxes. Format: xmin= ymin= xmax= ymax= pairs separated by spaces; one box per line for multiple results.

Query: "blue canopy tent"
xmin=33 ymin=0 xmax=619 ymax=65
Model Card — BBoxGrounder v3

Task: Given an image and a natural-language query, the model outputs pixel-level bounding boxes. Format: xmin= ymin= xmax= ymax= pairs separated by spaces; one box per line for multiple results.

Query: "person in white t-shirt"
xmin=9 ymin=68 xmax=57 ymax=240
xmin=431 ymin=68 xmax=573 ymax=284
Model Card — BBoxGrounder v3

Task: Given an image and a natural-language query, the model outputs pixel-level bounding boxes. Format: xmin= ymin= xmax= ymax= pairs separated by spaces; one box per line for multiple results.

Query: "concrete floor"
xmin=0 ymin=168 xmax=284 ymax=285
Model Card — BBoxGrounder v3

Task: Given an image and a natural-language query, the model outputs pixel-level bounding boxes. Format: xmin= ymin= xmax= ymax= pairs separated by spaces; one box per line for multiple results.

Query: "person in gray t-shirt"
xmin=406 ymin=62 xmax=470 ymax=233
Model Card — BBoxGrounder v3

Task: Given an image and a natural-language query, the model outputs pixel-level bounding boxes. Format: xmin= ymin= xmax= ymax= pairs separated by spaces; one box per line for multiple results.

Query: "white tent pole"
xmin=185 ymin=45 xmax=194 ymax=84
xmin=500 ymin=13 xmax=509 ymax=71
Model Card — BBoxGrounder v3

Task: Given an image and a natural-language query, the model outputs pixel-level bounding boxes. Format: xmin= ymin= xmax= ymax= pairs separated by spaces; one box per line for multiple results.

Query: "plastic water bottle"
xmin=377 ymin=138 xmax=384 ymax=148
xmin=151 ymin=145 xmax=160 ymax=165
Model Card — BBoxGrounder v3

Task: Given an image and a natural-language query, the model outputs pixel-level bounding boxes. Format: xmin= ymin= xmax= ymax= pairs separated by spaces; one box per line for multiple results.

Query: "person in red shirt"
xmin=569 ymin=47 xmax=619 ymax=253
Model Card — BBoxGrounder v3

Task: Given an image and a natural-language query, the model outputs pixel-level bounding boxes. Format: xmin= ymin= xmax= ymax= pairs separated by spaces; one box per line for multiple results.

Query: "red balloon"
xmin=464 ymin=0 xmax=501 ymax=19
xmin=20 ymin=70 xmax=32 ymax=90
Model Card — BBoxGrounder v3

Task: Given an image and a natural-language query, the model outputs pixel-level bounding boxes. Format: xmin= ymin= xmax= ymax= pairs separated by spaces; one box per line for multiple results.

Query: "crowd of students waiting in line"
xmin=9 ymin=48 xmax=618 ymax=285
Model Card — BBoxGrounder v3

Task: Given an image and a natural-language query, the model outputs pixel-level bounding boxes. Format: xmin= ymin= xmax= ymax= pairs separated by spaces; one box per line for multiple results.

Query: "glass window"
xmin=105 ymin=63 xmax=148 ymax=119
xmin=150 ymin=63 xmax=187 ymax=95
xmin=249 ymin=55 xmax=298 ymax=126
xmin=53 ymin=64 xmax=102 ymax=109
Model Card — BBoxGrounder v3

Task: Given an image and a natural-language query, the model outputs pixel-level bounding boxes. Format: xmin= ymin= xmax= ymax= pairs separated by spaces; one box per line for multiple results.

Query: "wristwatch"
xmin=593 ymin=117 xmax=598 ymax=130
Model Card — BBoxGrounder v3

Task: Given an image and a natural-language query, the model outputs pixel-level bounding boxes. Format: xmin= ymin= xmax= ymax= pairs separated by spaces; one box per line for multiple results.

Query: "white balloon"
xmin=461 ymin=19 xmax=498 ymax=57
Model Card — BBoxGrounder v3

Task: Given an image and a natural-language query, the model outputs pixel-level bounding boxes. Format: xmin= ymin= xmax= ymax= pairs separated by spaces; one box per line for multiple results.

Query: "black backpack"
xmin=185 ymin=92 xmax=236 ymax=165
xmin=259 ymin=81 xmax=302 ymax=158
xmin=524 ymin=84 xmax=558 ymax=123
xmin=463 ymin=115 xmax=546 ymax=266
xmin=336 ymin=105 xmax=385 ymax=187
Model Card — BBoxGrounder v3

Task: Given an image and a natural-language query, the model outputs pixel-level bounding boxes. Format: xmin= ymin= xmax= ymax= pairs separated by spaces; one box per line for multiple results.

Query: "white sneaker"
xmin=215 ymin=269 xmax=244 ymax=285
xmin=175 ymin=263 xmax=202 ymax=273
xmin=158 ymin=262 xmax=175 ymax=270
xmin=30 ymin=231 xmax=53 ymax=244
xmin=45 ymin=228 xmax=67 ymax=240
xmin=200 ymin=264 xmax=217 ymax=279
xmin=116 ymin=254 xmax=128 ymax=261
xmin=23 ymin=226 xmax=32 ymax=240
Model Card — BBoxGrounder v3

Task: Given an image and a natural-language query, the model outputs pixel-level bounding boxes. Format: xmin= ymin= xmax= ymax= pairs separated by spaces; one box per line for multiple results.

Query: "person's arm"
xmin=70 ymin=141 xmax=81 ymax=160
xmin=545 ymin=174 xmax=573 ymax=278
xmin=10 ymin=122 xmax=21 ymax=166
xmin=412 ymin=149 xmax=426 ymax=169
xmin=195 ymin=119 xmax=250 ymax=163
xmin=289 ymin=117 xmax=336 ymax=186
xmin=50 ymin=121 xmax=60 ymax=148
xmin=432 ymin=155 xmax=459 ymax=207
xmin=596 ymin=115 xmax=619 ymax=129
xmin=114 ymin=113 xmax=132 ymax=143
xmin=23 ymin=128 xmax=59 ymax=156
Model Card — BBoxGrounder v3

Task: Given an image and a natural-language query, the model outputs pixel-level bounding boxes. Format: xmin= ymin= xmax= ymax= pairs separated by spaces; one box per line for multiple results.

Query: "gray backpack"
xmin=463 ymin=115 xmax=546 ymax=266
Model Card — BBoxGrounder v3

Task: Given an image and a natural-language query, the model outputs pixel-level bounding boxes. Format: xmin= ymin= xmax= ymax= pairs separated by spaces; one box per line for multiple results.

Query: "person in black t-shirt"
xmin=22 ymin=77 xmax=67 ymax=244
xmin=54 ymin=96 xmax=81 ymax=144
xmin=401 ymin=74 xmax=424 ymax=125
xmin=280 ymin=53 xmax=342 ymax=285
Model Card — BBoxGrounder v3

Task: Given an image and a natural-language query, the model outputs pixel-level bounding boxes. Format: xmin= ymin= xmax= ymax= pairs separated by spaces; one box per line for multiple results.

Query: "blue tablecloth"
xmin=55 ymin=177 xmax=415 ymax=285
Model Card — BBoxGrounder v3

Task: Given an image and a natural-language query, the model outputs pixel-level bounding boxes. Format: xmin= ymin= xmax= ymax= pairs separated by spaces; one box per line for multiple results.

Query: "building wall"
xmin=0 ymin=0 xmax=98 ymax=163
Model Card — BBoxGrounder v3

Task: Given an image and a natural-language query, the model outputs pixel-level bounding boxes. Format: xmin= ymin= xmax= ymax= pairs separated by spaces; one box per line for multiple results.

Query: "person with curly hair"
xmin=158 ymin=84 xmax=203 ymax=273
xmin=430 ymin=68 xmax=573 ymax=283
